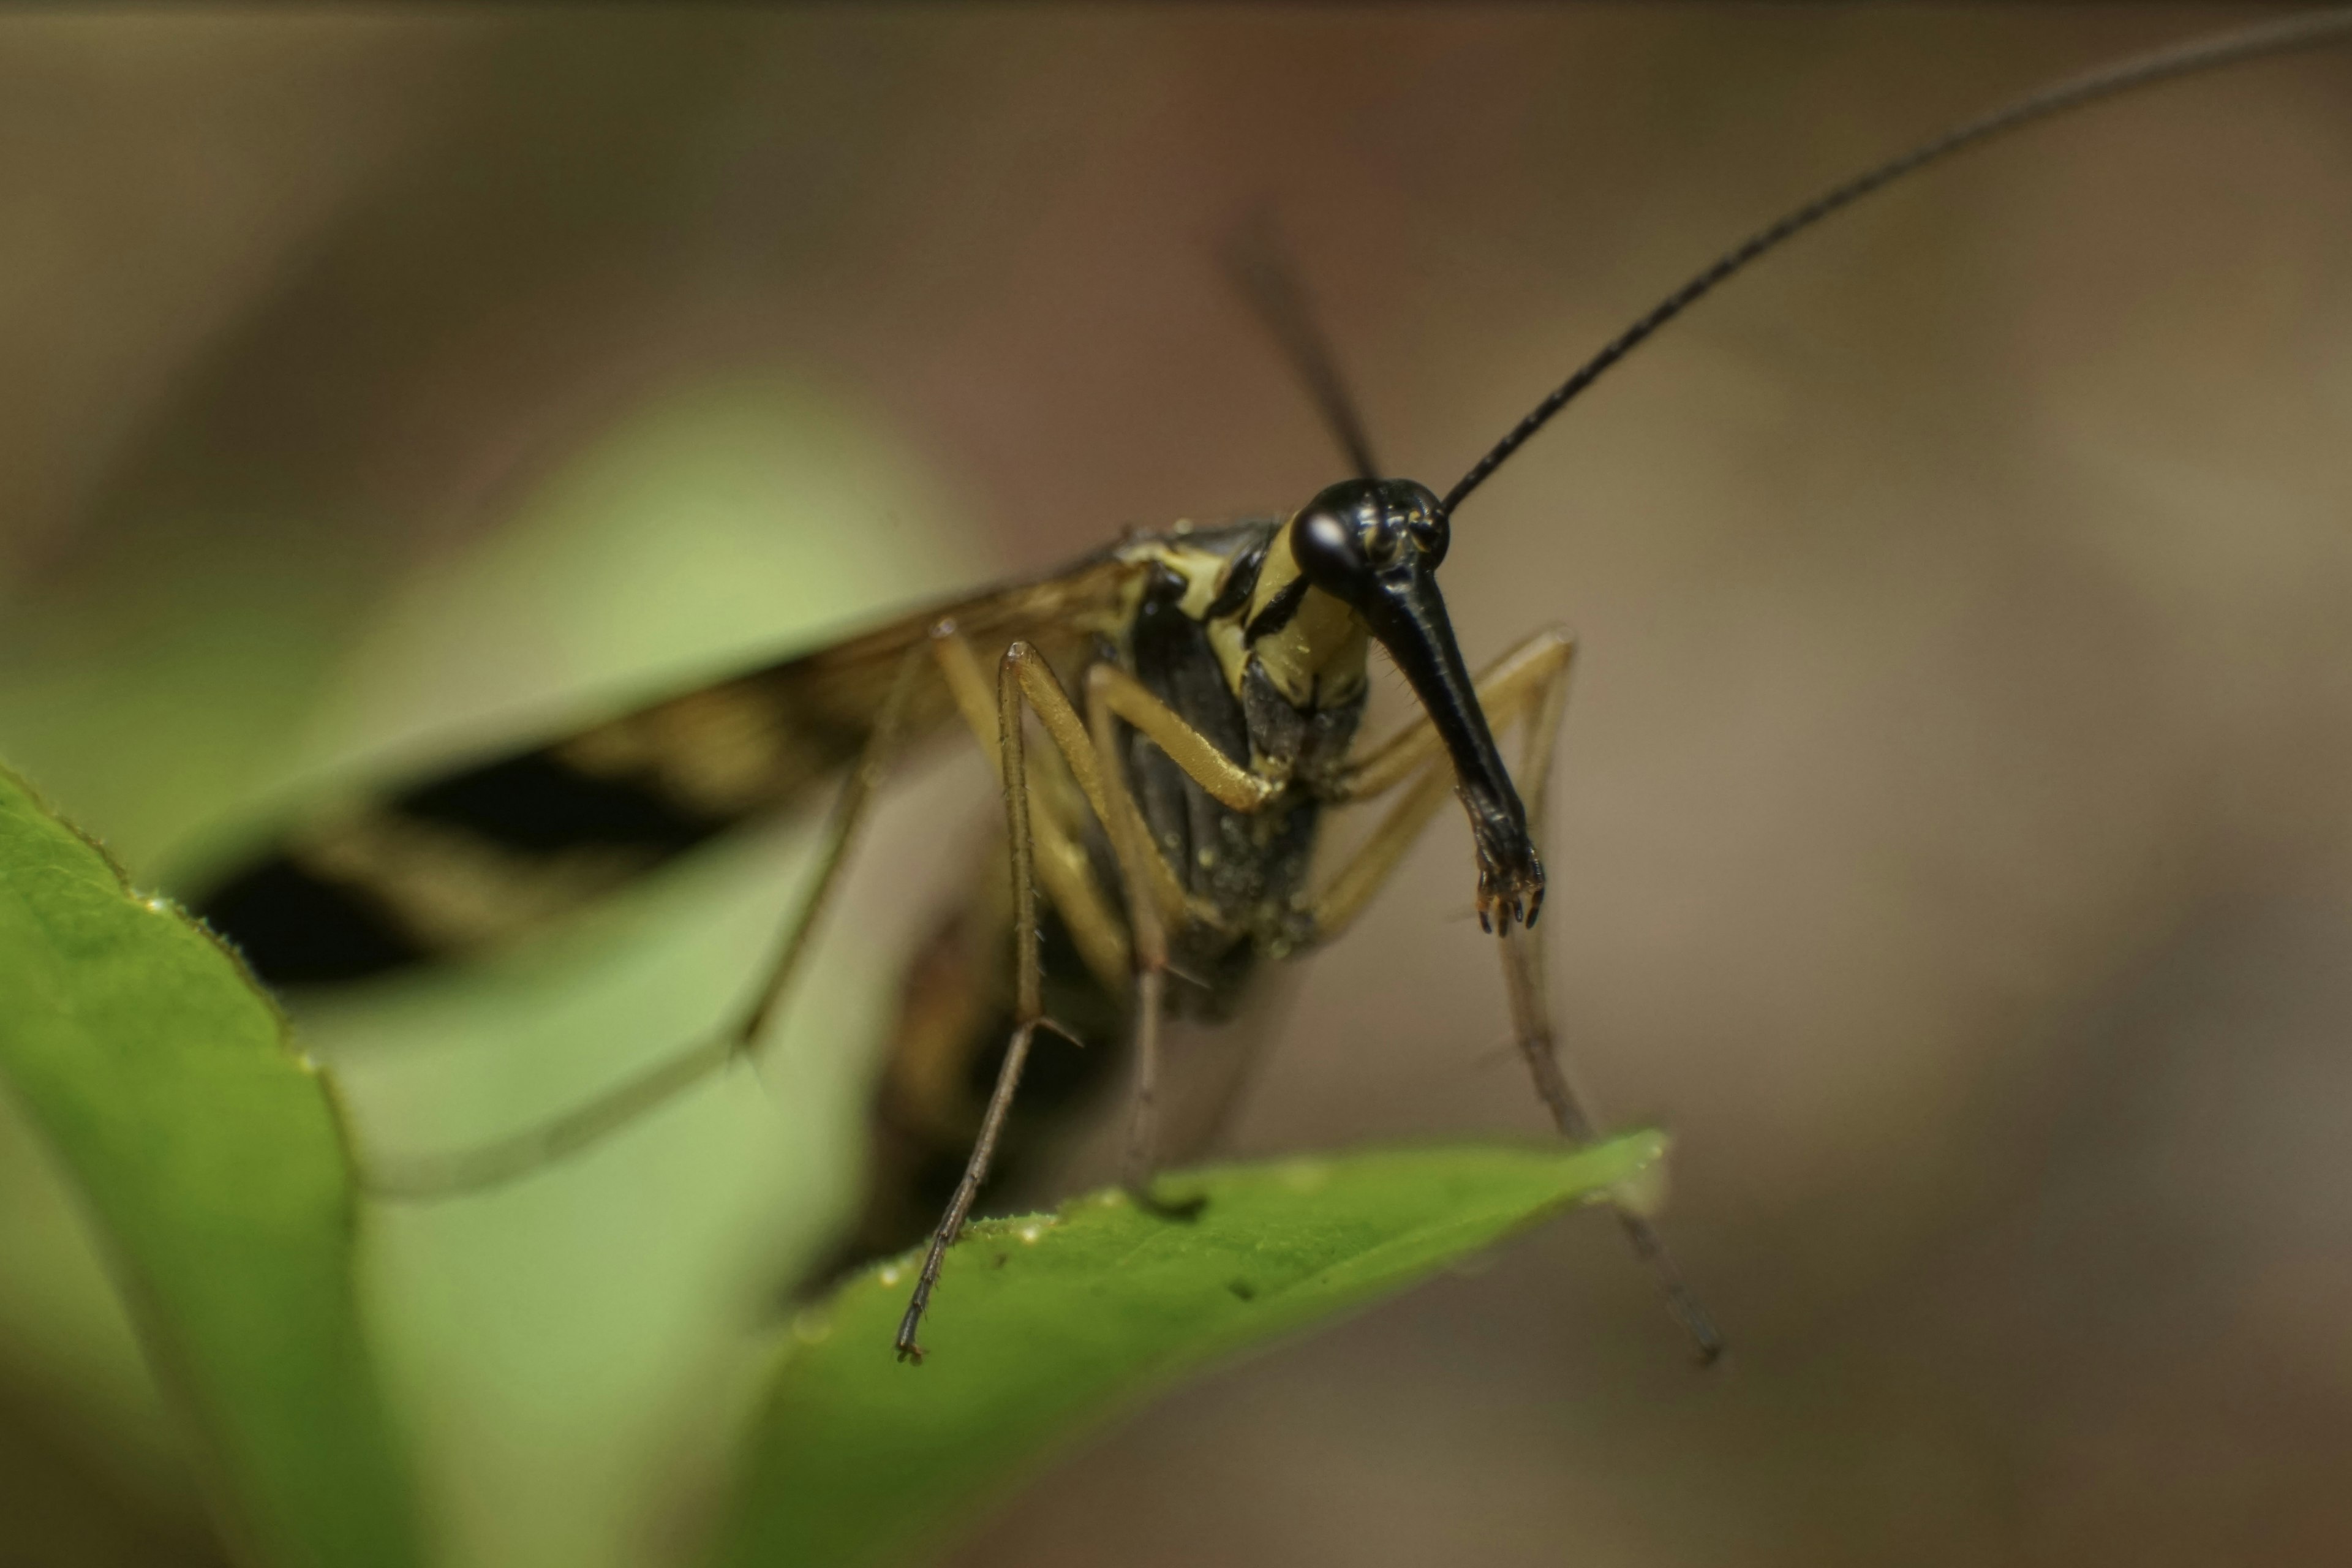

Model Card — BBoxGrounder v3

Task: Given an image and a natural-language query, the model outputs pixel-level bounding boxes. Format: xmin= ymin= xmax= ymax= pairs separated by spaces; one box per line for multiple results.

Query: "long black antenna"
xmin=1443 ymin=7 xmax=2352 ymax=515
xmin=1227 ymin=217 xmax=1385 ymax=482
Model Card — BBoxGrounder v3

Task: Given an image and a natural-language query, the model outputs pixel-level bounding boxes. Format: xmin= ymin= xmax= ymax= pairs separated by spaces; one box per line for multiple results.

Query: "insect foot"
xmin=894 ymin=1297 xmax=932 ymax=1365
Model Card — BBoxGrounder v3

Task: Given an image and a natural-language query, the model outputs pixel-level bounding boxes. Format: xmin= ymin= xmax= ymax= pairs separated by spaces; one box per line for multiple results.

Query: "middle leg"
xmin=895 ymin=638 xmax=1260 ymax=1357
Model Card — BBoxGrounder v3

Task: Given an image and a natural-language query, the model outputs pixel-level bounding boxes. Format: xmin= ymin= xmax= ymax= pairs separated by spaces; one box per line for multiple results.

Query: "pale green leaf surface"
xmin=718 ymin=1134 xmax=1664 ymax=1568
xmin=0 ymin=767 xmax=420 ymax=1568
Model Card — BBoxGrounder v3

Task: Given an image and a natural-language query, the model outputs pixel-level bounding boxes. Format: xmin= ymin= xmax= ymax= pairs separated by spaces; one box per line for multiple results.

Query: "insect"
xmin=186 ymin=11 xmax=2352 ymax=1364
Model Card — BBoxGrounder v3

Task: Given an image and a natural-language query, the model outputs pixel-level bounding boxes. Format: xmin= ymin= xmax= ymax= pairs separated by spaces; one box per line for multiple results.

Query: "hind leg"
xmin=361 ymin=647 xmax=930 ymax=1200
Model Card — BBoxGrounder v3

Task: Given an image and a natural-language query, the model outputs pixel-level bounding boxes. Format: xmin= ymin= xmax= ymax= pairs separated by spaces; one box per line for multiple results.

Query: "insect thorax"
xmin=1110 ymin=521 xmax=1370 ymax=1000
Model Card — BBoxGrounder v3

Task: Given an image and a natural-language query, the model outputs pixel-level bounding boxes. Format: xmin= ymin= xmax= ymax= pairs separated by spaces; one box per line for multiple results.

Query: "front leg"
xmin=1307 ymin=623 xmax=1722 ymax=1362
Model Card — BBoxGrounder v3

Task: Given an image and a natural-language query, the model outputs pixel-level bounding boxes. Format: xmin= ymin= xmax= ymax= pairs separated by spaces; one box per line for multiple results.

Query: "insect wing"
xmin=192 ymin=552 xmax=1141 ymax=989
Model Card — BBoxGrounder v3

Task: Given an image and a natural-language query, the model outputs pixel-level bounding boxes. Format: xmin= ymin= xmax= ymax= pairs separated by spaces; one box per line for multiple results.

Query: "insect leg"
xmin=895 ymin=643 xmax=1280 ymax=1358
xmin=948 ymin=648 xmax=1257 ymax=1208
xmin=1497 ymin=919 xmax=1721 ymax=1363
xmin=1305 ymin=627 xmax=1722 ymax=1360
xmin=1110 ymin=643 xmax=1579 ymax=1174
xmin=361 ymin=646 xmax=929 ymax=1200
xmin=1488 ymin=638 xmax=1722 ymax=1362
xmin=925 ymin=625 xmax=1132 ymax=989
xmin=1080 ymin=662 xmax=1280 ymax=1212
xmin=894 ymin=638 xmax=1074 ymax=1363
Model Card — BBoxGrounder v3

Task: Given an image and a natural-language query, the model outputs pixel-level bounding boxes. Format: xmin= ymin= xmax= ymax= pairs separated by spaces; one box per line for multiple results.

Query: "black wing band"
xmin=189 ymin=554 xmax=1142 ymax=990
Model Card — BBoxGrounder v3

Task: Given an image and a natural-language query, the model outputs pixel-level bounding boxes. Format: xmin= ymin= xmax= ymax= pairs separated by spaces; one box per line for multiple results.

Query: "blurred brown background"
xmin=4 ymin=7 xmax=2352 ymax=1567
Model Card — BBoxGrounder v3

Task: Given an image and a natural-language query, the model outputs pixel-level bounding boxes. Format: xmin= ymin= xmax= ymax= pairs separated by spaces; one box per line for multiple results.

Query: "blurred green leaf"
xmin=0 ymin=767 xmax=421 ymax=1568
xmin=717 ymin=1133 xmax=1665 ymax=1568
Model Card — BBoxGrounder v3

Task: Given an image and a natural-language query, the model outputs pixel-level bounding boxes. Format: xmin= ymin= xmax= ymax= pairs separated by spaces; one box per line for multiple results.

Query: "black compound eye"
xmin=1409 ymin=505 xmax=1450 ymax=568
xmin=1291 ymin=506 xmax=1372 ymax=598
xmin=1393 ymin=480 xmax=1449 ymax=567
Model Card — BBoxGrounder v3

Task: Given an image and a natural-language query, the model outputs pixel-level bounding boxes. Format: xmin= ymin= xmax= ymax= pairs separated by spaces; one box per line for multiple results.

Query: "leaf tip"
xmin=1596 ymin=1128 xmax=1675 ymax=1218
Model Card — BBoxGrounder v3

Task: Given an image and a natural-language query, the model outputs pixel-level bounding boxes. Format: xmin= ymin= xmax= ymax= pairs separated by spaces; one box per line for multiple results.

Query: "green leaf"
xmin=0 ymin=767 xmax=421 ymax=1568
xmin=716 ymin=1133 xmax=1665 ymax=1568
